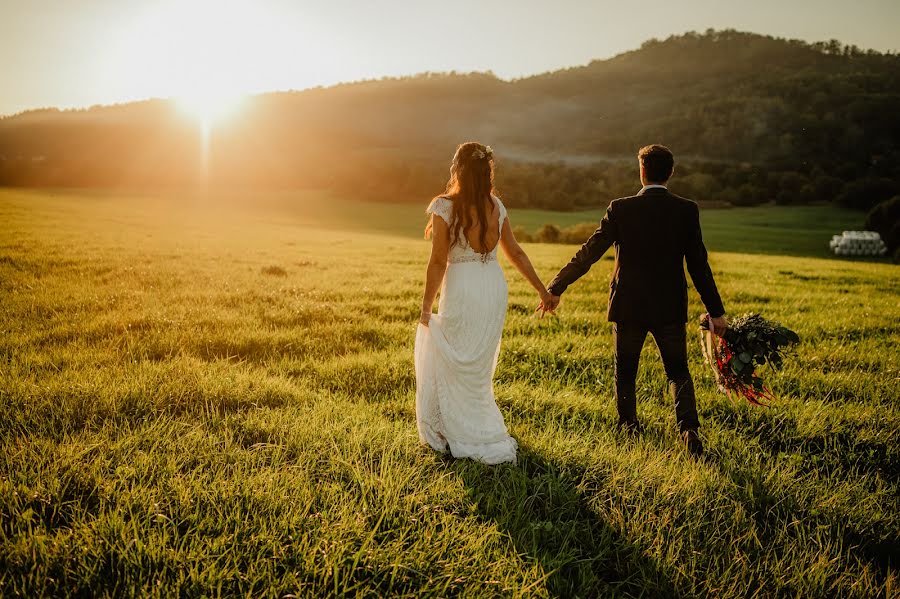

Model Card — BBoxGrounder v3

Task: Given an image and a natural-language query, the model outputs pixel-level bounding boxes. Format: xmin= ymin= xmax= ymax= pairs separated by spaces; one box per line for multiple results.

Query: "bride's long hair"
xmin=425 ymin=142 xmax=497 ymax=252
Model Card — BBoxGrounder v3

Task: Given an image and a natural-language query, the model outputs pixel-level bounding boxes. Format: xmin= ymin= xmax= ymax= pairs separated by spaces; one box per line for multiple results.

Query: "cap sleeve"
xmin=426 ymin=196 xmax=453 ymax=224
xmin=495 ymin=196 xmax=508 ymax=224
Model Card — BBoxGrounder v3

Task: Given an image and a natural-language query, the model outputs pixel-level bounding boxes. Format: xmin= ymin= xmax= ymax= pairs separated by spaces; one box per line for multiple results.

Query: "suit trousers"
xmin=613 ymin=321 xmax=699 ymax=432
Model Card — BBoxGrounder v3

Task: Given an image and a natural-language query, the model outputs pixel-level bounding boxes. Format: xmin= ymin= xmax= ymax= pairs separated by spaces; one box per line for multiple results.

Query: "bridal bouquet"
xmin=699 ymin=313 xmax=800 ymax=406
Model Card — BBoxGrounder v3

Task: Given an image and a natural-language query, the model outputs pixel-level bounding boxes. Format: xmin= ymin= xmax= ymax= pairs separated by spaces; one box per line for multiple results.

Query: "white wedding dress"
xmin=414 ymin=195 xmax=518 ymax=465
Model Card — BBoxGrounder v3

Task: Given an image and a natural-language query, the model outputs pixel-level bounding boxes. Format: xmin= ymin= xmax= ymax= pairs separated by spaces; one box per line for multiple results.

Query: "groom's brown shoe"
xmin=682 ymin=430 xmax=703 ymax=457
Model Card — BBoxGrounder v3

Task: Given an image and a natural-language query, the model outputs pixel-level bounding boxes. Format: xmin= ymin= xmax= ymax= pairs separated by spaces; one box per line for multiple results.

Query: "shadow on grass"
xmin=448 ymin=447 xmax=678 ymax=598
xmin=697 ymin=411 xmax=900 ymax=581
xmin=701 ymin=447 xmax=900 ymax=584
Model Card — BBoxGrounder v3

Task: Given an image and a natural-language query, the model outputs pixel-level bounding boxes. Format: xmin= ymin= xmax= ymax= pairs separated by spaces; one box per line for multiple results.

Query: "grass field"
xmin=32 ymin=187 xmax=870 ymax=258
xmin=1 ymin=188 xmax=898 ymax=597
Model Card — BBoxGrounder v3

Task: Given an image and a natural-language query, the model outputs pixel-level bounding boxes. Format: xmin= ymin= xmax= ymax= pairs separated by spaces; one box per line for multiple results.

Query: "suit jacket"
xmin=547 ymin=187 xmax=725 ymax=324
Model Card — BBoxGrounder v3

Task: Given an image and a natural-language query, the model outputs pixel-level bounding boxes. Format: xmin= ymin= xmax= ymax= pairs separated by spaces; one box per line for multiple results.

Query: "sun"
xmin=176 ymin=90 xmax=245 ymax=126
xmin=113 ymin=0 xmax=277 ymax=127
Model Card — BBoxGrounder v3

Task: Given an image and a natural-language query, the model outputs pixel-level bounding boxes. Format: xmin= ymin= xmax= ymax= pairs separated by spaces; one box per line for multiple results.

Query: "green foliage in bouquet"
xmin=700 ymin=313 xmax=800 ymax=405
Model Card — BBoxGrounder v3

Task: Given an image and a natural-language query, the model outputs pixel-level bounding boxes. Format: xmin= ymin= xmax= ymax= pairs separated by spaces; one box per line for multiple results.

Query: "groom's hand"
xmin=547 ymin=294 xmax=561 ymax=311
xmin=708 ymin=315 xmax=728 ymax=337
xmin=536 ymin=293 xmax=561 ymax=318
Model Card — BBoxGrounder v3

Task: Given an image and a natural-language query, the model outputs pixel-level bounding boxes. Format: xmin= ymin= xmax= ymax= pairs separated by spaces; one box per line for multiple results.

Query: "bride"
xmin=415 ymin=142 xmax=552 ymax=465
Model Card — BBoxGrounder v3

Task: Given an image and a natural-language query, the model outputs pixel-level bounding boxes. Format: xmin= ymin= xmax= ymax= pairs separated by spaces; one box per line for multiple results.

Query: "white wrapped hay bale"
xmin=830 ymin=231 xmax=888 ymax=256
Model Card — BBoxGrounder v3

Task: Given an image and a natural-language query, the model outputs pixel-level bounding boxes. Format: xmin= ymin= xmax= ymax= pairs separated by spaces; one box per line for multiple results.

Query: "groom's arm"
xmin=684 ymin=202 xmax=725 ymax=318
xmin=547 ymin=203 xmax=618 ymax=296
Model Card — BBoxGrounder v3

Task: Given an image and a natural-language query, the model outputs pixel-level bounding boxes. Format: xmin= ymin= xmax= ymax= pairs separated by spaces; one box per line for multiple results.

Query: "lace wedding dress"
xmin=414 ymin=196 xmax=518 ymax=465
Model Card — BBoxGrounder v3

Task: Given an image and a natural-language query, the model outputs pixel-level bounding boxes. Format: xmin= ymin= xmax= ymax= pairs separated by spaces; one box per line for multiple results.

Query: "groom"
xmin=542 ymin=144 xmax=726 ymax=456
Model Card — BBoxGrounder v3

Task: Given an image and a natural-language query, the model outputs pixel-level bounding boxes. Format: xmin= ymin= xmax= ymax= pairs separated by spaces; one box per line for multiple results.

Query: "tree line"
xmin=1 ymin=30 xmax=898 ymax=214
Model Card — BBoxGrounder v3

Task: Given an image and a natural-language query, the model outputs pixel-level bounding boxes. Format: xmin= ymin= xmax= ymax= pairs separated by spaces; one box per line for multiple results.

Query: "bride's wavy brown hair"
xmin=425 ymin=142 xmax=497 ymax=253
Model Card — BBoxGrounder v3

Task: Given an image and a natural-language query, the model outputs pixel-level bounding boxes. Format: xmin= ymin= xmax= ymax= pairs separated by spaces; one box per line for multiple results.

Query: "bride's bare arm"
xmin=499 ymin=218 xmax=552 ymax=305
xmin=420 ymin=215 xmax=450 ymax=326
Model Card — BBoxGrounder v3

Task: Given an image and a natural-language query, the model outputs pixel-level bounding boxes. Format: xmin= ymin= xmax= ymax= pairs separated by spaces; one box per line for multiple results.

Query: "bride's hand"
xmin=420 ymin=310 xmax=431 ymax=327
xmin=536 ymin=289 xmax=557 ymax=318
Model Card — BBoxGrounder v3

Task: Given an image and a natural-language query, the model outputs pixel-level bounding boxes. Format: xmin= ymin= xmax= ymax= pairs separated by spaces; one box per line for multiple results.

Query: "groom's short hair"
xmin=638 ymin=144 xmax=675 ymax=183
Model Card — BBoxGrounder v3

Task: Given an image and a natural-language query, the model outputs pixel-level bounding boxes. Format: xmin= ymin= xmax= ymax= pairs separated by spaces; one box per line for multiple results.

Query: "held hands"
xmin=536 ymin=289 xmax=560 ymax=318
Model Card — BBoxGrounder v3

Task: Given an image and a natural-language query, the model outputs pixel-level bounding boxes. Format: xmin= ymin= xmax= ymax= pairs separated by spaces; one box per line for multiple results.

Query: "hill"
xmin=1 ymin=30 xmax=899 ymax=210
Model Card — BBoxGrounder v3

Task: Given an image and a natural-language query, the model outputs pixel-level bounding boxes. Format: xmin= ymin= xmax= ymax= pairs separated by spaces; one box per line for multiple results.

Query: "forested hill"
xmin=2 ymin=30 xmax=899 ymax=210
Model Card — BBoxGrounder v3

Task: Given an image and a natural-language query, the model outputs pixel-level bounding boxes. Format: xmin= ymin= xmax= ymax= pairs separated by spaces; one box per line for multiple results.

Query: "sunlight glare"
xmin=176 ymin=90 xmax=245 ymax=126
xmin=115 ymin=0 xmax=281 ymax=125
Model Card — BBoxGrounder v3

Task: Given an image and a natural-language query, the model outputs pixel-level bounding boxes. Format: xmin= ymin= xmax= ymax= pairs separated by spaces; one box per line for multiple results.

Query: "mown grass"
xmin=0 ymin=188 xmax=897 ymax=598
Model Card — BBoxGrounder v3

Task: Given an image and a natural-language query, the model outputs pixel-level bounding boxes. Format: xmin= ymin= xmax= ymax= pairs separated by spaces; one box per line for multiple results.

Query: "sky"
xmin=1 ymin=0 xmax=898 ymax=117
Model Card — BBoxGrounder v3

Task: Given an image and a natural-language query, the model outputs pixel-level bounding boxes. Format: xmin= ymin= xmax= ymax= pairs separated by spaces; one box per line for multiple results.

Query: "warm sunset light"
xmin=177 ymin=90 xmax=245 ymax=180
xmin=111 ymin=0 xmax=283 ymax=115
xmin=2 ymin=0 xmax=899 ymax=596
xmin=176 ymin=91 xmax=245 ymax=127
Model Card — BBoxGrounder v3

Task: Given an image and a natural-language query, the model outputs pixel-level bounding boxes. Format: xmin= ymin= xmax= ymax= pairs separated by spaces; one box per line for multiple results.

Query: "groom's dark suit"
xmin=547 ymin=186 xmax=725 ymax=431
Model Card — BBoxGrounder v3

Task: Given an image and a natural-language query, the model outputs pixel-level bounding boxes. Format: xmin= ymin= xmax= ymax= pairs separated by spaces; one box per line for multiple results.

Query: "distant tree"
xmin=837 ymin=178 xmax=899 ymax=211
xmin=676 ymin=173 xmax=718 ymax=200
xmin=825 ymin=39 xmax=843 ymax=55
xmin=798 ymin=184 xmax=817 ymax=204
xmin=560 ymin=223 xmax=600 ymax=244
xmin=732 ymin=184 xmax=767 ymax=206
xmin=865 ymin=195 xmax=900 ymax=257
xmin=811 ymin=174 xmax=844 ymax=202
xmin=779 ymin=172 xmax=806 ymax=193
xmin=774 ymin=190 xmax=794 ymax=206
xmin=512 ymin=225 xmax=533 ymax=243
xmin=778 ymin=172 xmax=813 ymax=204
xmin=536 ymin=224 xmax=561 ymax=243
xmin=718 ymin=187 xmax=740 ymax=206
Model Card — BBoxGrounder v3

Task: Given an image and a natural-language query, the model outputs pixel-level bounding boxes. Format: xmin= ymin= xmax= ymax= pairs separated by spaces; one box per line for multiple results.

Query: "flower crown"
xmin=471 ymin=145 xmax=493 ymax=160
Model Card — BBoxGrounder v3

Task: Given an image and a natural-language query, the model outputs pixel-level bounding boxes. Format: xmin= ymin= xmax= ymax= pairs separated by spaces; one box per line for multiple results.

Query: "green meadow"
xmin=0 ymin=188 xmax=897 ymax=597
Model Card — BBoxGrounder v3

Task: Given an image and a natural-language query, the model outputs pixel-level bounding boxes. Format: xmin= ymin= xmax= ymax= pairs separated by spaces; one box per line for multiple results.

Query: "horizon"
xmin=2 ymin=0 xmax=899 ymax=118
xmin=1 ymin=28 xmax=895 ymax=121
